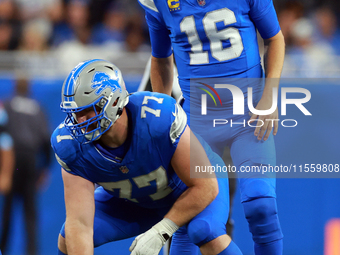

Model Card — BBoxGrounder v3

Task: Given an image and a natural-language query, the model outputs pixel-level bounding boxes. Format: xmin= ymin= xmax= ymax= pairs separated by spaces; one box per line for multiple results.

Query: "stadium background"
xmin=0 ymin=0 xmax=339 ymax=254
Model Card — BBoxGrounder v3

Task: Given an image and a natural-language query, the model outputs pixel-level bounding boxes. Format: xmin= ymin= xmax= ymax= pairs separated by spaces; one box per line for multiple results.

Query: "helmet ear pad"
xmin=116 ymin=108 xmax=123 ymax=116
xmin=99 ymin=87 xmax=129 ymax=127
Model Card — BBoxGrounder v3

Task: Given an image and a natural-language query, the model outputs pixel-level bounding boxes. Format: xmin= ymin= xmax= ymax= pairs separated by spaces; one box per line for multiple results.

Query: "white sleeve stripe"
xmin=55 ymin=153 xmax=72 ymax=172
xmin=170 ymin=103 xmax=187 ymax=144
xmin=139 ymin=0 xmax=159 ymax=13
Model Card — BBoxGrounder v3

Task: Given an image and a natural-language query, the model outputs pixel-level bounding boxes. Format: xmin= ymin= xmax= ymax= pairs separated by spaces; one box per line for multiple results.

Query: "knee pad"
xmin=187 ymin=219 xmax=215 ymax=247
xmin=240 ymin=178 xmax=276 ymax=202
xmin=243 ymin=197 xmax=283 ymax=244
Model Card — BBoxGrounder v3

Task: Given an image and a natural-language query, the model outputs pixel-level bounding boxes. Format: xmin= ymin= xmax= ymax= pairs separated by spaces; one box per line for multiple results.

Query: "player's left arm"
xmin=129 ymin=112 xmax=218 ymax=255
xmin=250 ymin=30 xmax=285 ymax=141
xmin=62 ymin=168 xmax=95 ymax=254
xmin=164 ymin=126 xmax=218 ymax=226
xmin=248 ymin=0 xmax=285 ymax=141
xmin=138 ymin=2 xmax=174 ymax=96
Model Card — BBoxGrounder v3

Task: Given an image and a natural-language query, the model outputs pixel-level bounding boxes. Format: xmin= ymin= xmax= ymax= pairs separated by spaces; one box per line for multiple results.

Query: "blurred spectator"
xmin=91 ymin=1 xmax=126 ymax=46
xmin=0 ymin=101 xmax=14 ymax=196
xmin=123 ymin=15 xmax=150 ymax=53
xmin=15 ymin=18 xmax=56 ymax=77
xmin=46 ymin=0 xmax=63 ymax=25
xmin=15 ymin=0 xmax=59 ymax=21
xmin=277 ymin=1 xmax=305 ymax=49
xmin=0 ymin=77 xmax=52 ymax=255
xmin=0 ymin=0 xmax=22 ymax=50
xmin=19 ymin=18 xmax=52 ymax=51
xmin=51 ymin=0 xmax=91 ymax=47
xmin=283 ymin=18 xmax=338 ymax=77
xmin=0 ymin=21 xmax=14 ymax=51
xmin=313 ymin=6 xmax=340 ymax=55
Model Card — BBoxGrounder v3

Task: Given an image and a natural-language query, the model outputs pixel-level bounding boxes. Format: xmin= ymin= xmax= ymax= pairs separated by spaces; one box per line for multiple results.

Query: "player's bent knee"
xmin=243 ymin=197 xmax=283 ymax=244
xmin=242 ymin=178 xmax=275 ymax=200
xmin=187 ymin=219 xmax=213 ymax=247
xmin=200 ymin=234 xmax=231 ymax=255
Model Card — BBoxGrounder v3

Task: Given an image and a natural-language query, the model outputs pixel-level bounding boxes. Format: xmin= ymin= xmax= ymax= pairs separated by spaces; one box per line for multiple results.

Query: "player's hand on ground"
xmin=249 ymin=96 xmax=279 ymax=141
xmin=129 ymin=218 xmax=178 ymax=255
xmin=129 ymin=228 xmax=166 ymax=255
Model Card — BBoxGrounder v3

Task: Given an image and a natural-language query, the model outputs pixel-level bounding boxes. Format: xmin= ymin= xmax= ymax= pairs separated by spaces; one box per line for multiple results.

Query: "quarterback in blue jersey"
xmin=138 ymin=0 xmax=285 ymax=254
xmin=51 ymin=59 xmax=243 ymax=255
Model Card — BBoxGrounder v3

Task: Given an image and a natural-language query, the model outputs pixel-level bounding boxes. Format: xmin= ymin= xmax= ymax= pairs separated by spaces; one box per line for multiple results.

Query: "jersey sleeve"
xmin=248 ymin=0 xmax=281 ymax=39
xmin=169 ymin=102 xmax=187 ymax=147
xmin=138 ymin=0 xmax=172 ymax=58
xmin=152 ymin=95 xmax=187 ymax=156
xmin=138 ymin=92 xmax=187 ymax=156
xmin=50 ymin=123 xmax=79 ymax=174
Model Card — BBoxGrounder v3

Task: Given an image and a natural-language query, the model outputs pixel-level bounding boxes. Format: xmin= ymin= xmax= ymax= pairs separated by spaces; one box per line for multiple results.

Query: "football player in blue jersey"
xmin=138 ymin=0 xmax=285 ymax=254
xmin=52 ymin=59 xmax=243 ymax=255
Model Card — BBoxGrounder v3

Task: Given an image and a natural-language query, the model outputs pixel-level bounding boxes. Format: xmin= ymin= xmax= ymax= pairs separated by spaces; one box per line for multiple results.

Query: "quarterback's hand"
xmin=129 ymin=218 xmax=179 ymax=255
xmin=249 ymin=96 xmax=279 ymax=141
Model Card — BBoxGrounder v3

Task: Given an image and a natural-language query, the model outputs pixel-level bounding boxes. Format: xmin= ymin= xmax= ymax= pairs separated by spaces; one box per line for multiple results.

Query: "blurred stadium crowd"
xmin=0 ymin=0 xmax=339 ymax=77
xmin=0 ymin=0 xmax=151 ymax=76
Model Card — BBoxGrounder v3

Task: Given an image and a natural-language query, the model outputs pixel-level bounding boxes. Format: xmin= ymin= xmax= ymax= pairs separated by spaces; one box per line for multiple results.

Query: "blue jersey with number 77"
xmin=51 ymin=92 xmax=225 ymax=208
xmin=138 ymin=0 xmax=280 ymax=88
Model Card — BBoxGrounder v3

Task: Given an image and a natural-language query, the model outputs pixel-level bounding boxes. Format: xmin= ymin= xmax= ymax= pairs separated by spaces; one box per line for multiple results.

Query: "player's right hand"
xmin=129 ymin=218 xmax=178 ymax=255
xmin=129 ymin=228 xmax=166 ymax=255
xmin=249 ymin=96 xmax=279 ymax=141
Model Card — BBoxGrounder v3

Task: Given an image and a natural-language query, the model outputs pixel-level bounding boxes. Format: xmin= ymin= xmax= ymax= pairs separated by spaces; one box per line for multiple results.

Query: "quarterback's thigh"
xmin=187 ymin=178 xmax=230 ymax=246
xmin=231 ymin=127 xmax=276 ymax=168
xmin=231 ymin=129 xmax=276 ymax=202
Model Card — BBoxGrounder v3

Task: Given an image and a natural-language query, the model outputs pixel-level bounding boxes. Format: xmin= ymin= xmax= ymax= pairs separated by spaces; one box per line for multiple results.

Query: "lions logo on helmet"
xmin=91 ymin=70 xmax=122 ymax=95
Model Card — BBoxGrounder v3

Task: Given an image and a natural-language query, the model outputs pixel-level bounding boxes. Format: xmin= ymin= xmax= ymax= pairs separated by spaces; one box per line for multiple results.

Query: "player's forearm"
xmin=150 ymin=55 xmax=174 ymax=96
xmin=0 ymin=148 xmax=14 ymax=179
xmin=263 ymin=31 xmax=285 ymax=97
xmin=0 ymin=148 xmax=15 ymax=193
xmin=164 ymin=181 xmax=218 ymax=227
xmin=264 ymin=31 xmax=285 ymax=79
xmin=65 ymin=220 xmax=93 ymax=255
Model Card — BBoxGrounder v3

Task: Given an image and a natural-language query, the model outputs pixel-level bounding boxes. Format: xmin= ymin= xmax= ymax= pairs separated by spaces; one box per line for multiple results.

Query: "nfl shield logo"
xmin=197 ymin=0 xmax=205 ymax=6
xmin=120 ymin=166 xmax=129 ymax=174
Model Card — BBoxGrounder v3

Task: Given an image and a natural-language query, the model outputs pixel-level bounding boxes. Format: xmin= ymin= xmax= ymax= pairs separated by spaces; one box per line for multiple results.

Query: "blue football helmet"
xmin=60 ymin=59 xmax=129 ymax=144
